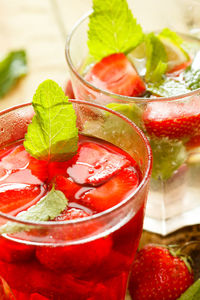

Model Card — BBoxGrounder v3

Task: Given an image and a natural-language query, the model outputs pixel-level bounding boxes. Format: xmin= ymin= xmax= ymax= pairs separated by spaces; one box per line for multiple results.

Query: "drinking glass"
xmin=65 ymin=5 xmax=200 ymax=235
xmin=0 ymin=101 xmax=152 ymax=300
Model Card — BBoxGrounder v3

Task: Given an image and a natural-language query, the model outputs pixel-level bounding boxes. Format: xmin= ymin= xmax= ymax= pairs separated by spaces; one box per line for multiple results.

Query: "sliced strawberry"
xmin=13 ymin=290 xmax=31 ymax=300
xmin=167 ymin=60 xmax=191 ymax=77
xmin=36 ymin=235 xmax=112 ymax=274
xmin=0 ymin=260 xmax=95 ymax=298
xmin=67 ymin=141 xmax=131 ymax=186
xmin=143 ymin=96 xmax=200 ymax=139
xmin=65 ymin=80 xmax=75 ymax=99
xmin=54 ymin=175 xmax=83 ymax=201
xmin=30 ymin=293 xmax=49 ymax=300
xmin=54 ymin=207 xmax=91 ymax=221
xmin=47 ymin=160 xmax=72 ymax=182
xmin=37 ymin=205 xmax=112 ymax=273
xmin=0 ymin=183 xmax=45 ymax=214
xmin=185 ymin=134 xmax=200 ymax=150
xmin=0 ymin=276 xmax=15 ymax=300
xmin=80 ymin=166 xmax=139 ymax=212
xmin=27 ymin=157 xmax=48 ymax=183
xmin=85 ymin=53 xmax=146 ymax=97
xmin=0 ymin=237 xmax=35 ymax=263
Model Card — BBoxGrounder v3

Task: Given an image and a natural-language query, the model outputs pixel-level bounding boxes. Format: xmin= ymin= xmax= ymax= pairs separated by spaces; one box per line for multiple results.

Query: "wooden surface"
xmin=0 ymin=0 xmax=91 ymax=111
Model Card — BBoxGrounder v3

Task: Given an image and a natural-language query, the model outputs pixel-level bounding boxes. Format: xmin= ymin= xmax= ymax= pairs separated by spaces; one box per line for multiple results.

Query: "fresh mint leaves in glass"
xmin=0 ymin=80 xmax=151 ymax=299
xmin=65 ymin=0 xmax=200 ymax=235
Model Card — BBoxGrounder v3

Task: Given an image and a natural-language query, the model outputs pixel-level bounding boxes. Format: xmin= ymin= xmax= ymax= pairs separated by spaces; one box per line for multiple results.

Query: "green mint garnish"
xmin=150 ymin=137 xmax=187 ymax=181
xmin=106 ymin=103 xmax=143 ymax=130
xmin=145 ymin=33 xmax=167 ymax=83
xmin=24 ymin=80 xmax=78 ymax=161
xmin=177 ymin=279 xmax=200 ymax=300
xmin=0 ymin=187 xmax=68 ymax=235
xmin=88 ymin=0 xmax=143 ymax=60
xmin=147 ymin=77 xmax=190 ymax=97
xmin=0 ymin=50 xmax=28 ymax=98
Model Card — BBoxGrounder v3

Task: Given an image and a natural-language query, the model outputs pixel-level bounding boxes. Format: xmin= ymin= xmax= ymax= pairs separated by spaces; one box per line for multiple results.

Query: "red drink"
xmin=0 ymin=102 xmax=152 ymax=300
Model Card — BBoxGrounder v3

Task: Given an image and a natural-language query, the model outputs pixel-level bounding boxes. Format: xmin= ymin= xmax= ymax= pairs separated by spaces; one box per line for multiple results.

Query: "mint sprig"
xmin=145 ymin=33 xmax=167 ymax=83
xmin=0 ymin=187 xmax=68 ymax=235
xmin=0 ymin=50 xmax=28 ymax=98
xmin=24 ymin=80 xmax=78 ymax=161
xmin=88 ymin=0 xmax=143 ymax=60
xmin=177 ymin=279 xmax=200 ymax=300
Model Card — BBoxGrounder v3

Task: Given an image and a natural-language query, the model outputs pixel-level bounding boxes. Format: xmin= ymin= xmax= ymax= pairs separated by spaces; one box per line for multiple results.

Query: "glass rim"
xmin=0 ymin=100 xmax=152 ymax=228
xmin=65 ymin=11 xmax=200 ymax=103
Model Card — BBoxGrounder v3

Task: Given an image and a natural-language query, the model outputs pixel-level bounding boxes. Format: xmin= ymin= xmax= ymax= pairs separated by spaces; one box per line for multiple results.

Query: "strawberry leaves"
xmin=24 ymin=80 xmax=78 ymax=162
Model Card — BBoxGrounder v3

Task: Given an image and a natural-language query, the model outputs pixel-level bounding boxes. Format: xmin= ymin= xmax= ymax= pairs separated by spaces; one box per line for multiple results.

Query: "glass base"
xmin=144 ymin=205 xmax=200 ymax=235
xmin=144 ymin=156 xmax=200 ymax=236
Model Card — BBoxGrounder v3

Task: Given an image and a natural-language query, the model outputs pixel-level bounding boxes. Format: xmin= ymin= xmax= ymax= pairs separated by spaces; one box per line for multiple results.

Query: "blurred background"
xmin=1 ymin=0 xmax=200 ymax=110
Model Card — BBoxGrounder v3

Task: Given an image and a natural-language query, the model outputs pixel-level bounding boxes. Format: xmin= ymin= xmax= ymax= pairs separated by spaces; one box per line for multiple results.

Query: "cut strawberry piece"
xmin=37 ymin=205 xmax=112 ymax=274
xmin=67 ymin=142 xmax=131 ymax=186
xmin=85 ymin=53 xmax=146 ymax=97
xmin=54 ymin=207 xmax=90 ymax=221
xmin=65 ymin=80 xmax=75 ymax=99
xmin=36 ymin=235 xmax=112 ymax=274
xmin=0 ymin=183 xmax=45 ymax=214
xmin=47 ymin=160 xmax=72 ymax=182
xmin=13 ymin=290 xmax=31 ymax=300
xmin=143 ymin=96 xmax=200 ymax=139
xmin=0 ymin=276 xmax=15 ymax=300
xmin=167 ymin=60 xmax=191 ymax=77
xmin=30 ymin=293 xmax=49 ymax=300
xmin=54 ymin=175 xmax=83 ymax=201
xmin=0 ymin=237 xmax=35 ymax=263
xmin=27 ymin=157 xmax=48 ymax=183
xmin=0 ymin=260 xmax=95 ymax=298
xmin=80 ymin=167 xmax=139 ymax=212
xmin=185 ymin=134 xmax=200 ymax=150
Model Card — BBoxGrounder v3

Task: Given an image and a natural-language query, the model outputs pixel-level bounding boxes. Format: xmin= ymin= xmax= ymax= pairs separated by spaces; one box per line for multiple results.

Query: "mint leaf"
xmin=178 ymin=279 xmax=200 ymax=300
xmin=88 ymin=0 xmax=143 ymax=60
xmin=24 ymin=80 xmax=78 ymax=161
xmin=150 ymin=137 xmax=187 ymax=181
xmin=0 ymin=187 xmax=68 ymax=234
xmin=106 ymin=103 xmax=143 ymax=129
xmin=0 ymin=50 xmax=28 ymax=98
xmin=147 ymin=77 xmax=190 ymax=97
xmin=145 ymin=33 xmax=167 ymax=83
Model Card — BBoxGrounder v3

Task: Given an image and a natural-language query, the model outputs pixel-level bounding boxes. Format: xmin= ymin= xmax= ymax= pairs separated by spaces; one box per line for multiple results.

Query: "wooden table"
xmin=0 ymin=0 xmax=92 ymax=110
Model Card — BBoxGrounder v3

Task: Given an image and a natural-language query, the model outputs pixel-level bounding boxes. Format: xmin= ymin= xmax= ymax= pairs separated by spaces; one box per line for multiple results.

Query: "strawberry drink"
xmin=66 ymin=0 xmax=200 ymax=235
xmin=0 ymin=80 xmax=152 ymax=299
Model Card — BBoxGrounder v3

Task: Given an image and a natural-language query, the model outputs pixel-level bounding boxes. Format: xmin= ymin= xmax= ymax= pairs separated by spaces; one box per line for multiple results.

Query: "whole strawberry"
xmin=129 ymin=244 xmax=194 ymax=300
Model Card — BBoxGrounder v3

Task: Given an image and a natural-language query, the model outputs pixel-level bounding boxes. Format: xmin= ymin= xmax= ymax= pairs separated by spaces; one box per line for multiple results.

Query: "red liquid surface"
xmin=0 ymin=136 xmax=145 ymax=300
